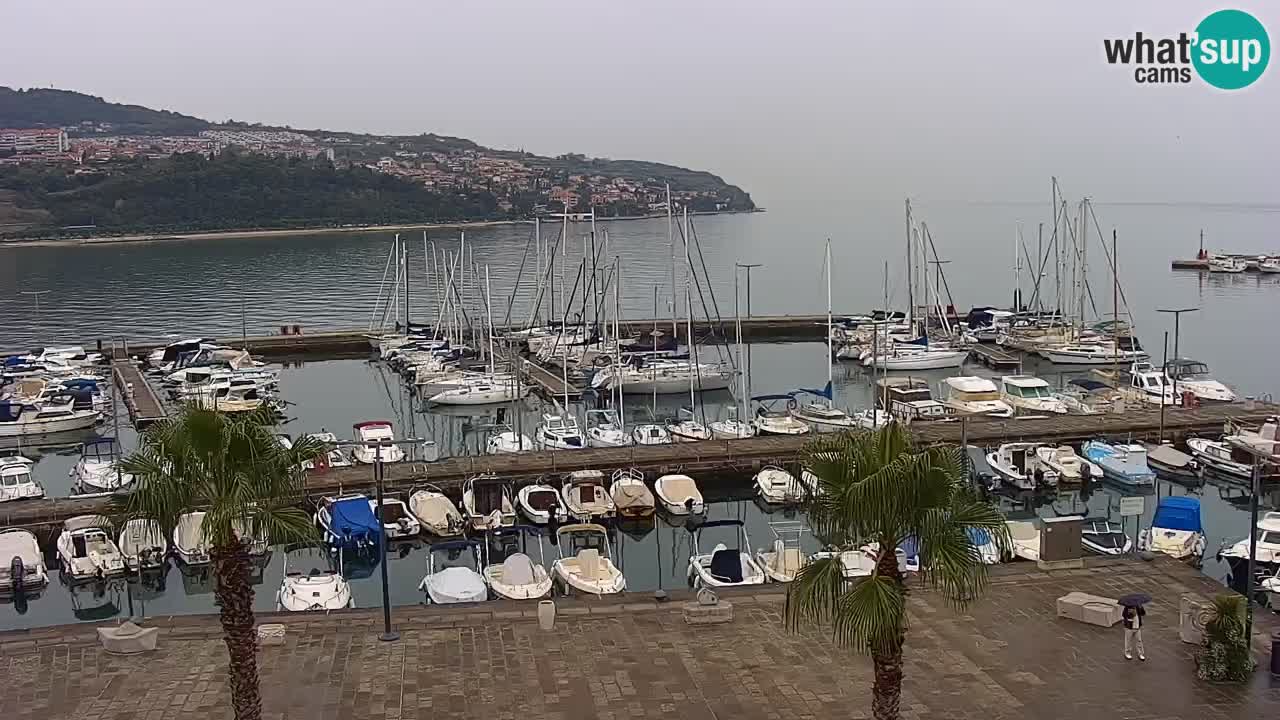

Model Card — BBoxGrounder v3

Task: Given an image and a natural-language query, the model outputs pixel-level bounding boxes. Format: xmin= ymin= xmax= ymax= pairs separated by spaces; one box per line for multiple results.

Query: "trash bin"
xmin=1272 ymin=631 xmax=1280 ymax=676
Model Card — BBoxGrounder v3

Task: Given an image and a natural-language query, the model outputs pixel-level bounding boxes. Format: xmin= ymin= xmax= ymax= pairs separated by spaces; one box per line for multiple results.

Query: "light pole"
xmin=736 ymin=263 xmax=762 ymax=401
xmin=1156 ymin=307 xmax=1198 ymax=402
xmin=373 ymin=440 xmax=397 ymax=642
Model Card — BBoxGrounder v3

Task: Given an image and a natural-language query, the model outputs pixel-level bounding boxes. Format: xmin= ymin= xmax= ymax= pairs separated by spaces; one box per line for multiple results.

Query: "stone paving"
xmin=3 ymin=557 xmax=1280 ymax=719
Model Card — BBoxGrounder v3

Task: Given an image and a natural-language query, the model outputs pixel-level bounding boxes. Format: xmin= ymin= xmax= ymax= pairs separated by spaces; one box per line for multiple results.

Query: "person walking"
xmin=1123 ymin=604 xmax=1146 ymax=660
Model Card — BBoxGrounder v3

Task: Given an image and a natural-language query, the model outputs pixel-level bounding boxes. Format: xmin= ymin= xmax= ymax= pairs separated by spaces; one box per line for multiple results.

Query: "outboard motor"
xmin=10 ymin=555 xmax=24 ymax=595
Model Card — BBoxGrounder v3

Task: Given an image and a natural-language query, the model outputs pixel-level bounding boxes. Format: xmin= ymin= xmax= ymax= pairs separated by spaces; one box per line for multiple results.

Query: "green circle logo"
xmin=1193 ymin=9 xmax=1270 ymax=90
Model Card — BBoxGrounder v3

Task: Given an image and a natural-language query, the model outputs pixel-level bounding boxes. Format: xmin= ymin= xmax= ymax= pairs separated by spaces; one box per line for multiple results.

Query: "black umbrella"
xmin=1118 ymin=593 xmax=1152 ymax=607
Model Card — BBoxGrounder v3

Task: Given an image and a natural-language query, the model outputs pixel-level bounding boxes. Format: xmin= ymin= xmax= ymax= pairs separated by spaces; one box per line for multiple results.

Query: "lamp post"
xmin=736 ymin=263 xmax=762 ymax=401
xmin=1156 ymin=307 xmax=1198 ymax=401
xmin=373 ymin=440 xmax=398 ymax=642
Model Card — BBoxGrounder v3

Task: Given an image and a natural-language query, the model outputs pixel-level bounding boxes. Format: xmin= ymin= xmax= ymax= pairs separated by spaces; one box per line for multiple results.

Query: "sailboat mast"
xmin=615 ymin=258 xmax=624 ymax=429
xmin=734 ymin=268 xmax=744 ymax=421
xmin=485 ymin=266 xmax=495 ymax=375
xmin=667 ymin=184 xmax=677 ymax=336
xmin=403 ymin=233 xmax=411 ymax=331
xmin=905 ymin=199 xmax=914 ymax=329
xmin=825 ymin=239 xmax=833 ymax=407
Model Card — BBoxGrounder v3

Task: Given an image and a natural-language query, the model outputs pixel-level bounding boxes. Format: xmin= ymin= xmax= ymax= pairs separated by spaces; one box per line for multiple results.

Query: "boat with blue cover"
xmin=1081 ymin=441 xmax=1155 ymax=486
xmin=315 ymin=494 xmax=382 ymax=551
xmin=1139 ymin=496 xmax=1206 ymax=562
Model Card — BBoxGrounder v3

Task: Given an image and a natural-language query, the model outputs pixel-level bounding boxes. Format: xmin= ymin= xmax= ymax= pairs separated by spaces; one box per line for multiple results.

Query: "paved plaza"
xmin=3 ymin=557 xmax=1279 ymax=719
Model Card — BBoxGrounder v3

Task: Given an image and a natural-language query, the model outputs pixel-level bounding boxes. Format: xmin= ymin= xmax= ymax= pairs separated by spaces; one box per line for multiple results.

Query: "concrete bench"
xmin=1056 ymin=592 xmax=1123 ymax=627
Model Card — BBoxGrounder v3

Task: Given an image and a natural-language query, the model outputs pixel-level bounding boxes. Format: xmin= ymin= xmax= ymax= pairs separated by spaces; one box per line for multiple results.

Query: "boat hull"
xmin=0 ymin=411 xmax=100 ymax=437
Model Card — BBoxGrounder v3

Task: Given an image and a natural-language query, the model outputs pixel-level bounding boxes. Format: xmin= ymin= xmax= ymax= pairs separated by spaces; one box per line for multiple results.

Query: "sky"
xmin=2 ymin=1 xmax=1277 ymax=216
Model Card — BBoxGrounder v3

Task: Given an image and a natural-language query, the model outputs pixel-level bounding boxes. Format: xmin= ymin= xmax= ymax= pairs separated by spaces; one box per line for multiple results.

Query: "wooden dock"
xmin=7 ymin=401 xmax=1277 ymax=537
xmin=968 ymin=344 xmax=1022 ymax=370
xmin=110 ymin=359 xmax=167 ymax=428
xmin=518 ymin=357 xmax=585 ymax=401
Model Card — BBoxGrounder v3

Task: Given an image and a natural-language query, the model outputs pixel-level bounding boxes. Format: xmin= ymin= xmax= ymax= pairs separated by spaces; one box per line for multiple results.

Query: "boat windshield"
xmin=1010 ymin=385 xmax=1052 ymax=399
xmin=1255 ymin=529 xmax=1280 ymax=545
xmin=1178 ymin=363 xmax=1211 ymax=379
xmin=375 ymin=502 xmax=407 ymax=523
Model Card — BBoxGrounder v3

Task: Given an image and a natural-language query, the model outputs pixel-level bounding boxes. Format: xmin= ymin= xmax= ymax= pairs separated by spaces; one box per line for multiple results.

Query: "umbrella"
xmin=1118 ymin=593 xmax=1152 ymax=607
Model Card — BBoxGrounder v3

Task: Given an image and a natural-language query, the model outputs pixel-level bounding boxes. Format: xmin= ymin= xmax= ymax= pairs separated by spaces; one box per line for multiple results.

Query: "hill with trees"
xmin=0 ymin=87 xmax=210 ymax=135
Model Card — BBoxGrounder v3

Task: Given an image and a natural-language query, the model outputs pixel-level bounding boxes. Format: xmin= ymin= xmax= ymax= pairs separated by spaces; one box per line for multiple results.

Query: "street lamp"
xmin=1156 ymin=307 xmax=1198 ymax=401
xmin=736 ymin=263 xmax=762 ymax=401
xmin=1225 ymin=435 xmax=1273 ymax=641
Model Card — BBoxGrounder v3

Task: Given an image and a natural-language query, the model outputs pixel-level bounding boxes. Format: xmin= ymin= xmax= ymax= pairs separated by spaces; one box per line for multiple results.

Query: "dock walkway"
xmin=109 ymin=359 xmax=166 ymax=428
xmin=967 ymin=343 xmax=1022 ymax=370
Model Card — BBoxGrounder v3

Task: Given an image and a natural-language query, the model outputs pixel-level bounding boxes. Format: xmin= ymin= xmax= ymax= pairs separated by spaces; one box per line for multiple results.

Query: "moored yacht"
xmin=1126 ymin=362 xmax=1179 ymax=406
xmin=986 ymin=443 xmax=1059 ymax=490
xmin=0 ymin=456 xmax=44 ymax=502
xmin=535 ymin=413 xmax=585 ymax=450
xmin=1164 ymin=358 xmax=1236 ymax=403
xmin=999 ymin=375 xmax=1067 ymax=415
xmin=584 ymin=409 xmax=631 ymax=448
xmin=939 ymin=376 xmax=1013 ymax=418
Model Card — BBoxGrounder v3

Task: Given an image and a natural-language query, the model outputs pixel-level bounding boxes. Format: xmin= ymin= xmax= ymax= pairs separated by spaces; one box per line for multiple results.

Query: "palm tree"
xmin=785 ymin=423 xmax=1009 ymax=720
xmin=112 ymin=405 xmax=325 ymax=720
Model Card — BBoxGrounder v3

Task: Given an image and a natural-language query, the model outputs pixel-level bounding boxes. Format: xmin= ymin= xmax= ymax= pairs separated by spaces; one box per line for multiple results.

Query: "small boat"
xmin=351 ymin=421 xmax=405 ymax=464
xmin=315 ymin=495 xmax=382 ymax=551
xmin=687 ymin=519 xmax=767 ymax=588
xmin=810 ymin=549 xmax=878 ymax=580
xmin=551 ymin=523 xmax=626 ymax=595
xmin=1055 ymin=378 xmax=1123 ymax=415
xmin=0 ymin=528 xmax=48 ymax=594
xmin=940 ymin=376 xmax=1014 ymax=418
xmin=631 ymin=423 xmax=672 ymax=445
xmin=859 ymin=538 xmax=921 ymax=573
xmin=1143 ymin=443 xmax=1201 ymax=484
xmin=1164 ymin=359 xmax=1236 ymax=403
xmin=1259 ymin=256 xmax=1280 ymax=274
xmin=370 ymin=497 xmax=421 ymax=539
xmin=853 ymin=407 xmax=892 ymax=430
xmin=1005 ymin=520 xmax=1040 ymax=561
xmin=482 ymin=526 xmax=553 ymax=601
xmin=277 ymin=549 xmax=353 ymax=611
xmin=1080 ymin=517 xmax=1132 ymax=556
xmin=535 ymin=414 xmax=585 ymax=450
xmin=117 ymin=518 xmax=167 ymax=572
xmin=561 ymin=470 xmax=616 ymax=521
xmin=609 ymin=468 xmax=655 ymax=519
xmin=461 ymin=474 xmax=516 ymax=531
xmin=1186 ymin=437 xmax=1251 ymax=479
xmin=71 ymin=438 xmax=135 ymax=493
xmin=755 ymin=522 xmax=809 ymax=582
xmin=967 ymin=528 xmax=1001 ymax=565
xmin=875 ymin=378 xmax=951 ymax=423
xmin=999 ymin=375 xmax=1067 ymax=415
xmin=487 ymin=426 xmax=533 ymax=454
xmin=584 ymin=409 xmax=631 ymax=448
xmin=653 ymin=473 xmax=704 ymax=515
xmin=709 ymin=407 xmax=756 ymax=439
xmin=1038 ymin=342 xmax=1147 ymax=366
xmin=0 ymin=455 xmax=43 ymax=502
xmin=300 ymin=432 xmax=352 ymax=470
xmin=428 ymin=378 xmax=524 ymax=406
xmin=419 ymin=540 xmax=488 ymax=604
xmin=408 ymin=484 xmax=465 ymax=536
xmin=1208 ymin=254 xmax=1247 ymax=273
xmin=1081 ymin=441 xmax=1156 ymax=486
xmin=172 ymin=511 xmax=212 ymax=565
xmin=56 ymin=515 xmax=126 ymax=581
xmin=1218 ymin=511 xmax=1280 ymax=575
xmin=987 ymin=443 xmax=1059 ymax=490
xmin=667 ymin=408 xmax=713 ymax=442
xmin=516 ymin=480 xmax=567 ymax=525
xmin=1139 ymin=496 xmax=1206 ymax=562
xmin=1126 ymin=362 xmax=1179 ymax=406
xmin=754 ymin=465 xmax=803 ymax=504
xmin=1034 ymin=445 xmax=1101 ymax=483
xmin=862 ymin=344 xmax=968 ymax=370
xmin=752 ymin=396 xmax=811 ymax=436
xmin=0 ymin=396 xmax=101 ymax=437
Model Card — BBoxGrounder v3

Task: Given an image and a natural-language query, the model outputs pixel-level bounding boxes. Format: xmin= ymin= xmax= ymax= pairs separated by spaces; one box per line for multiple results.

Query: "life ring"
xmin=786 ymin=397 xmax=798 ymax=411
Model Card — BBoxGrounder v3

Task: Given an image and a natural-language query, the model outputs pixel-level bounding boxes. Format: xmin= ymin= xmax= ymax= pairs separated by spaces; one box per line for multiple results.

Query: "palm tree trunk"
xmin=871 ymin=545 xmax=906 ymax=720
xmin=212 ymin=542 xmax=262 ymax=720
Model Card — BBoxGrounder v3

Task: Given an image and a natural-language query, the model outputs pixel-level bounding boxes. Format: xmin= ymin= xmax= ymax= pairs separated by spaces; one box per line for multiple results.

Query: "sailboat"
xmin=710 ymin=266 xmax=756 ymax=440
xmin=791 ymin=247 xmax=857 ymax=433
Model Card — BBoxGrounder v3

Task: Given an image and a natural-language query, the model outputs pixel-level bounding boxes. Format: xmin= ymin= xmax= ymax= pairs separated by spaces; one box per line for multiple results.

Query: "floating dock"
xmin=518 ymin=356 xmax=585 ymax=400
xmin=967 ymin=344 xmax=1022 ymax=370
xmin=7 ymin=400 xmax=1276 ymax=537
xmin=110 ymin=359 xmax=167 ymax=428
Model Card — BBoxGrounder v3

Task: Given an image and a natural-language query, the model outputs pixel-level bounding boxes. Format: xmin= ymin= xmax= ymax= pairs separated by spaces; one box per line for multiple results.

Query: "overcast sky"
xmin=3 ymin=1 xmax=1276 ymax=214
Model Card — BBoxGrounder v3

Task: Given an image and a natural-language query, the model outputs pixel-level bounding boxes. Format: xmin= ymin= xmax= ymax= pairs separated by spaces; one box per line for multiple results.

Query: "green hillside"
xmin=0 ymin=87 xmax=210 ymax=135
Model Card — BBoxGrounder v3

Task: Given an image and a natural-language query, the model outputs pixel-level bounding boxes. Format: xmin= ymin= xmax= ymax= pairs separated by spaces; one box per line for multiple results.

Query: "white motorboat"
xmin=408 ymin=484 xmax=465 ymax=536
xmin=1259 ymin=256 xmax=1280 ymax=273
xmin=999 ymin=375 xmax=1067 ymax=415
xmin=461 ymin=474 xmax=517 ymax=531
xmin=755 ymin=522 xmax=809 ymax=583
xmin=315 ymin=494 xmax=382 ymax=552
xmin=631 ymin=423 xmax=672 ymax=445
xmin=709 ymin=408 xmax=756 ymax=440
xmin=967 ymin=528 xmax=1002 ymax=565
xmin=56 ymin=515 xmax=126 ymax=581
xmin=370 ymin=497 xmax=421 ymax=539
xmin=755 ymin=465 xmax=803 ymax=504
xmin=188 ymin=383 xmax=273 ymax=413
xmin=117 ymin=518 xmax=167 ymax=572
xmin=351 ymin=421 xmax=405 ymax=464
xmin=0 ymin=456 xmax=44 ymax=502
xmin=535 ymin=414 xmax=585 ymax=450
xmin=516 ymin=481 xmax=567 ymax=524
xmin=1127 ymin=362 xmax=1180 ymax=406
xmin=0 ymin=396 xmax=100 ymax=437
xmin=487 ymin=426 xmax=533 ymax=454
xmin=584 ymin=409 xmax=631 ymax=447
xmin=1164 ymin=359 xmax=1236 ymax=403
xmin=986 ymin=443 xmax=1059 ymax=490
xmin=277 ymin=560 xmax=354 ymax=612
xmin=1208 ymin=254 xmax=1247 ymax=273
xmin=853 ymin=407 xmax=892 ymax=430
xmin=687 ymin=519 xmax=767 ymax=589
xmin=300 ymin=432 xmax=353 ymax=470
xmin=668 ymin=408 xmax=713 ymax=442
xmin=862 ymin=344 xmax=968 ymax=370
xmin=1187 ymin=437 xmax=1251 ymax=478
xmin=70 ymin=438 xmax=135 ymax=493
xmin=1034 ymin=445 xmax=1102 ymax=482
xmin=790 ymin=401 xmax=858 ymax=432
xmin=609 ymin=468 xmax=655 ymax=519
xmin=1038 ymin=342 xmax=1147 ymax=365
xmin=653 ymin=473 xmax=704 ymax=515
xmin=1082 ymin=441 xmax=1157 ymax=486
xmin=810 ymin=549 xmax=878 ymax=580
xmin=419 ymin=540 xmax=488 ymax=604
xmin=482 ymin=526 xmax=554 ymax=600
xmin=1219 ymin=511 xmax=1280 ymax=576
xmin=172 ymin=511 xmax=212 ymax=565
xmin=752 ymin=404 xmax=811 ymax=436
xmin=0 ymin=529 xmax=48 ymax=593
xmin=1054 ymin=378 xmax=1123 ymax=415
xmin=1081 ymin=517 xmax=1132 ymax=555
xmin=561 ymin=470 xmax=616 ymax=521
xmin=1138 ymin=496 xmax=1206 ymax=562
xmin=551 ymin=523 xmax=626 ymax=595
xmin=940 ymin=376 xmax=1013 ymax=418
xmin=1005 ymin=520 xmax=1040 ymax=561
xmin=874 ymin=378 xmax=951 ymax=423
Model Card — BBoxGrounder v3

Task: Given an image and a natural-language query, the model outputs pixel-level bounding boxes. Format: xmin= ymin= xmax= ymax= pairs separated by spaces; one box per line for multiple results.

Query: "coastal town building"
xmin=0 ymin=127 xmax=68 ymax=154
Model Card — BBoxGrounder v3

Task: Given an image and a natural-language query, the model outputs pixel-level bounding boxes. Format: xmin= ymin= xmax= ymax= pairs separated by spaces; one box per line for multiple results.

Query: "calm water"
xmin=2 ymin=205 xmax=1279 ymax=629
